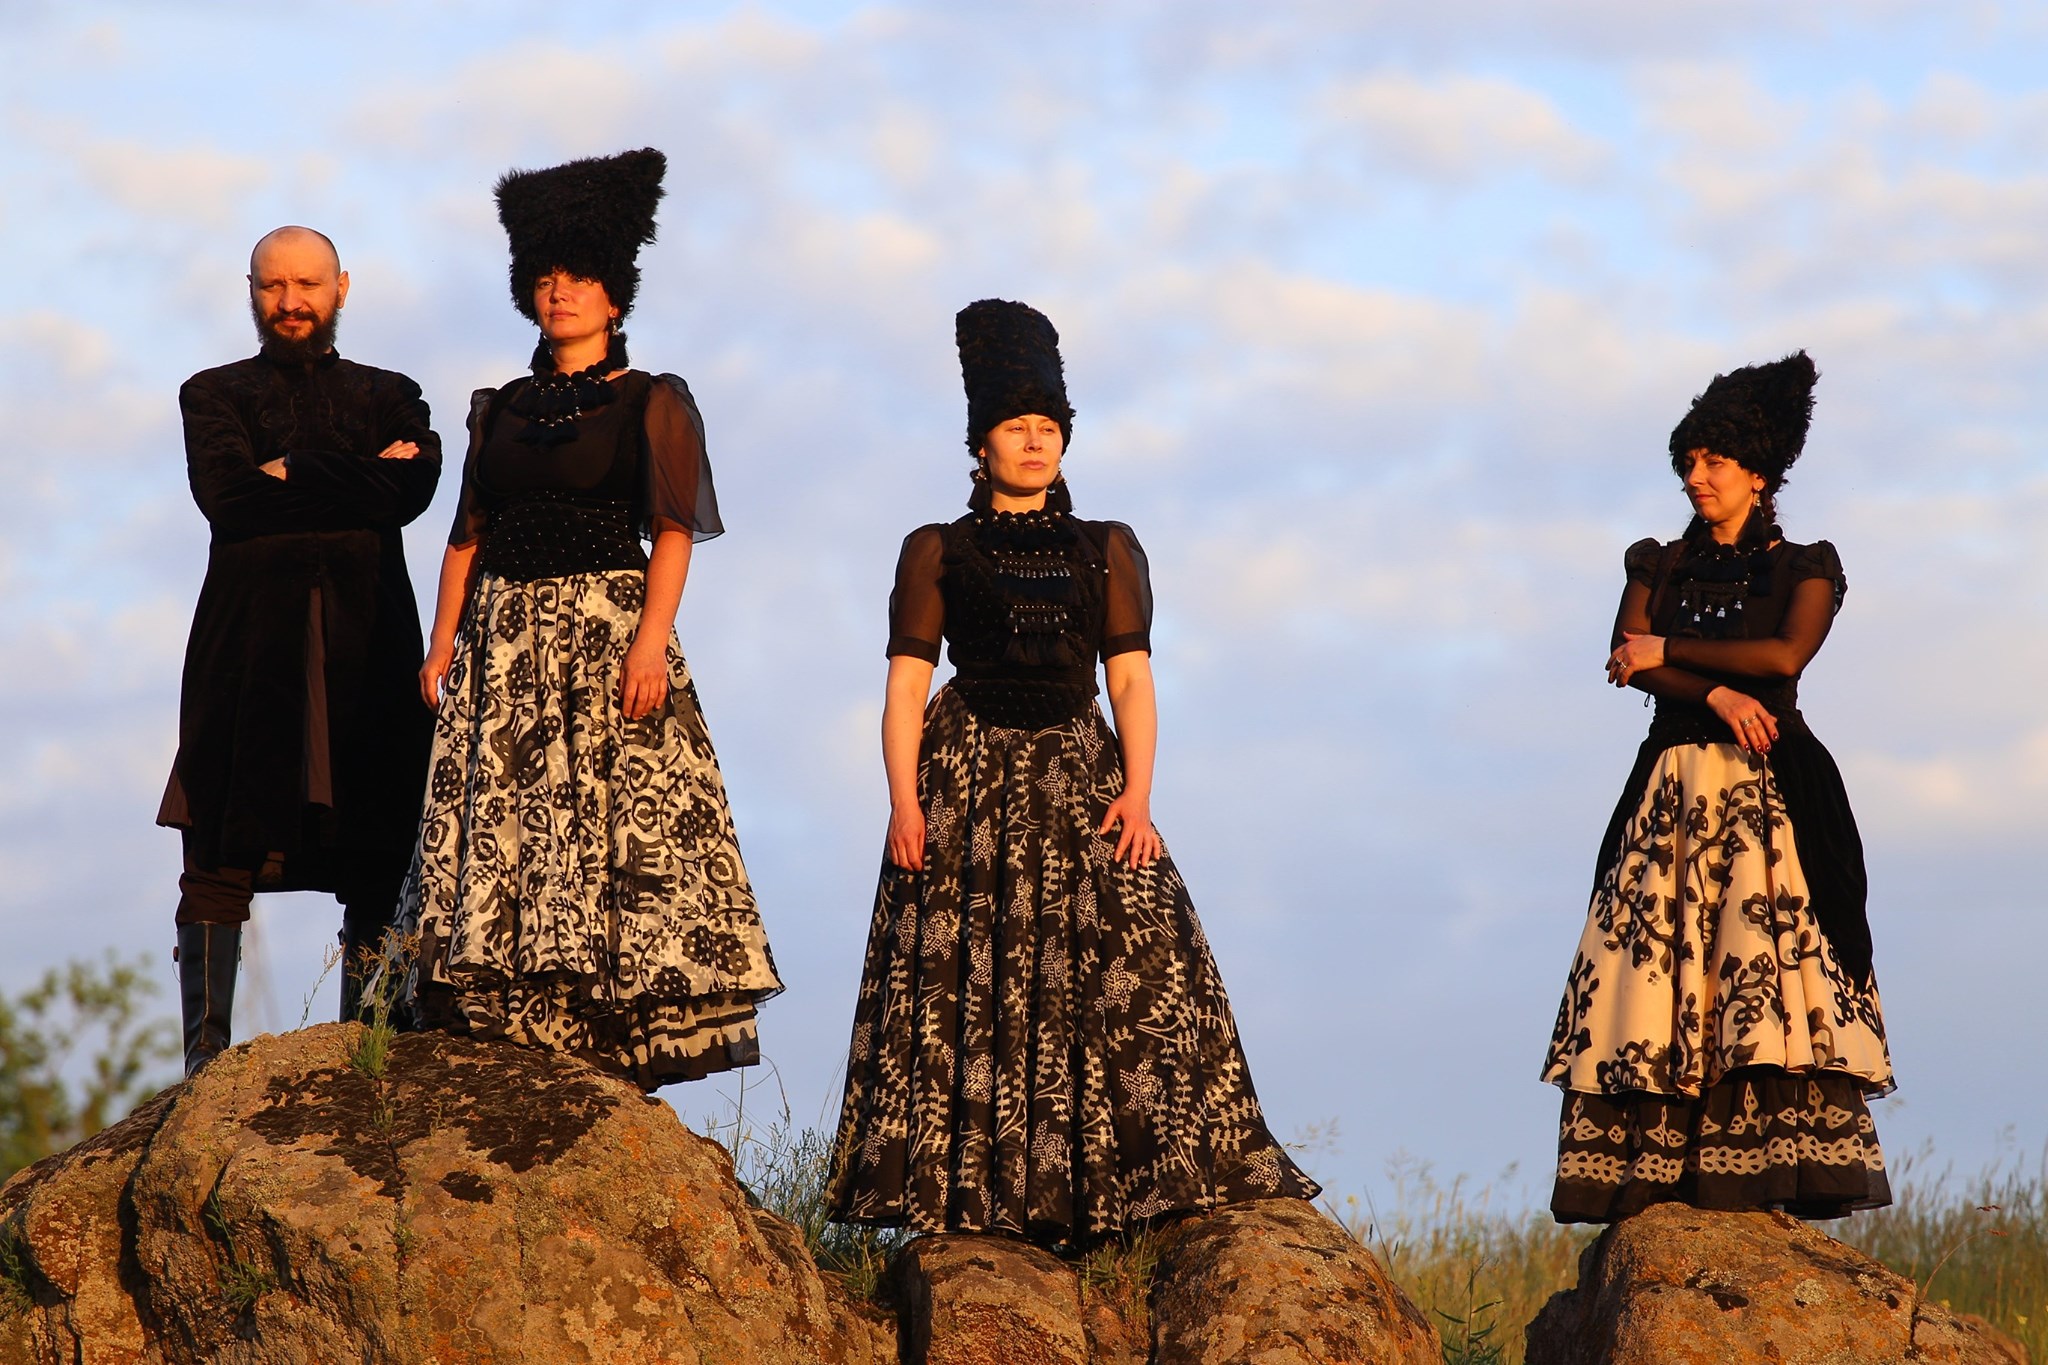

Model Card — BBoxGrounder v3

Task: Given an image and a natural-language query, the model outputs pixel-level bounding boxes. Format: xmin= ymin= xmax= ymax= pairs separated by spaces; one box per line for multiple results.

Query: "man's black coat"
xmin=159 ymin=348 xmax=442 ymax=886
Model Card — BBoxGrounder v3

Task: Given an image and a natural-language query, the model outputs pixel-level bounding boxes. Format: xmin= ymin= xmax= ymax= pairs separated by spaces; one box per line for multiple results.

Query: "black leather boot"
xmin=176 ymin=923 xmax=240 ymax=1077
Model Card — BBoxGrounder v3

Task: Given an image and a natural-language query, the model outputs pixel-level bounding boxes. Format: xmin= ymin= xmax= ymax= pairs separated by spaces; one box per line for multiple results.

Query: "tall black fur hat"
xmin=1667 ymin=350 xmax=1818 ymax=489
xmin=956 ymin=299 xmax=1075 ymax=452
xmin=495 ymin=148 xmax=667 ymax=322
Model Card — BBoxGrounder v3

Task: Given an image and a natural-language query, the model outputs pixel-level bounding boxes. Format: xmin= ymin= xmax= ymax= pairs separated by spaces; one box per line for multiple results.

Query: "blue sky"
xmin=4 ymin=1 xmax=2045 ymax=1210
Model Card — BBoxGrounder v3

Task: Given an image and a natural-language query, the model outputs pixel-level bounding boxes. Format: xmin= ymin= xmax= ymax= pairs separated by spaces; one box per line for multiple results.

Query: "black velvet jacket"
xmin=158 ymin=349 xmax=442 ymax=884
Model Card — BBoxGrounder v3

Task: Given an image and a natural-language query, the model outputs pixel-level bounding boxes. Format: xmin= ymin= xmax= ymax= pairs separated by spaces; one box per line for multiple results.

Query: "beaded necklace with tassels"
xmin=507 ymin=333 xmax=629 ymax=446
xmin=1667 ymin=508 xmax=1779 ymax=640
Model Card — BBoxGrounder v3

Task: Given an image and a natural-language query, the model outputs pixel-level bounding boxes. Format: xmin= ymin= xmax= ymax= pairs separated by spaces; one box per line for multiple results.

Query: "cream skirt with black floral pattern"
xmin=1542 ymin=740 xmax=1891 ymax=1221
xmin=397 ymin=570 xmax=782 ymax=1089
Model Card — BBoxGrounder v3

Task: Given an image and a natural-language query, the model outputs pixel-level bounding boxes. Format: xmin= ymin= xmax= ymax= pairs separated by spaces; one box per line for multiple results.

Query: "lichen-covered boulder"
xmin=1148 ymin=1198 xmax=1441 ymax=1365
xmin=1524 ymin=1203 xmax=2027 ymax=1365
xmin=1 ymin=1025 xmax=894 ymax=1365
xmin=0 ymin=1090 xmax=178 ymax=1365
xmin=896 ymin=1233 xmax=1090 ymax=1365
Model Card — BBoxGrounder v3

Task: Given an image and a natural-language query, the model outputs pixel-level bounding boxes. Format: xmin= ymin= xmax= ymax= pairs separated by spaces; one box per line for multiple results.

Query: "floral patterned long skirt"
xmin=826 ymin=686 xmax=1318 ymax=1241
xmin=397 ymin=570 xmax=782 ymax=1090
xmin=1542 ymin=739 xmax=1892 ymax=1222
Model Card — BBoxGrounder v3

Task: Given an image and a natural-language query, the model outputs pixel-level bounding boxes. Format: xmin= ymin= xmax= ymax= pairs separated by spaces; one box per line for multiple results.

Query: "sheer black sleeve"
xmin=1611 ymin=547 xmax=1717 ymax=705
xmin=1664 ymin=546 xmax=1844 ymax=679
xmin=285 ymin=374 xmax=442 ymax=527
xmin=644 ymin=373 xmax=724 ymax=541
xmin=1100 ymin=521 xmax=1153 ymax=659
xmin=886 ymin=525 xmax=947 ymax=662
xmin=446 ymin=388 xmax=496 ymax=548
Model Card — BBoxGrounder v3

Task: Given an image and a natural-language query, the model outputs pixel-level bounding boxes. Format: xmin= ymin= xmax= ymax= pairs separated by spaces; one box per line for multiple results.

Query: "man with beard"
xmin=158 ymin=225 xmax=441 ymax=1074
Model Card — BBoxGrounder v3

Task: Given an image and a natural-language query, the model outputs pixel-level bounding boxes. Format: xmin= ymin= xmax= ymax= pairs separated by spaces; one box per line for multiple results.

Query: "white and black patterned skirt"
xmin=1541 ymin=740 xmax=1892 ymax=1222
xmin=397 ymin=570 xmax=782 ymax=1090
xmin=826 ymin=685 xmax=1318 ymax=1241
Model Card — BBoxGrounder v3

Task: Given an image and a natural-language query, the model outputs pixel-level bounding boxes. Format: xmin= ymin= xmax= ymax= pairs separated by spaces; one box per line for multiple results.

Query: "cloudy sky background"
xmin=3 ymin=0 xmax=2044 ymax=1209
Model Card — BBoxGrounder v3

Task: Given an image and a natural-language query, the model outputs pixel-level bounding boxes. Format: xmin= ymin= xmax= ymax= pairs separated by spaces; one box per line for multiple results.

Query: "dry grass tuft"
xmin=1334 ymin=1143 xmax=2048 ymax=1365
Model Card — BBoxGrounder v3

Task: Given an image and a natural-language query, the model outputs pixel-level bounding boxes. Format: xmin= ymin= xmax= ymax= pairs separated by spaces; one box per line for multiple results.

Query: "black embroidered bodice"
xmin=448 ymin=370 xmax=724 ymax=581
xmin=886 ymin=509 xmax=1153 ymax=729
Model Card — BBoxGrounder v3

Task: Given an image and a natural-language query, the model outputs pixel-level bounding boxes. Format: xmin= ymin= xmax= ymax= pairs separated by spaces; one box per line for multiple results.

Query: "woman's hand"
xmin=1707 ymin=685 xmax=1779 ymax=754
xmin=886 ymin=802 xmax=927 ymax=872
xmin=1606 ymin=631 xmax=1666 ymax=686
xmin=620 ymin=636 xmax=670 ymax=720
xmin=419 ymin=638 xmax=454 ymax=709
xmin=1100 ymin=790 xmax=1163 ymax=869
xmin=376 ymin=440 xmax=421 ymax=460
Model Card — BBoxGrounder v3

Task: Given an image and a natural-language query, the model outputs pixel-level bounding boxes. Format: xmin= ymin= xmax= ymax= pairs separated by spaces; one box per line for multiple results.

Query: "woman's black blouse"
xmin=1626 ymin=535 xmax=1845 ymax=743
xmin=887 ymin=509 xmax=1153 ymax=729
xmin=448 ymin=370 xmax=723 ymax=581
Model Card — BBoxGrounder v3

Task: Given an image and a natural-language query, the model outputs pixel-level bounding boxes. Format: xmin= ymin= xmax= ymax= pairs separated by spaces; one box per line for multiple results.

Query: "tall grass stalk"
xmin=1331 ymin=1154 xmax=1589 ymax=1365
xmin=1837 ymin=1141 xmax=2047 ymax=1361
xmin=694 ymin=1069 xmax=907 ymax=1301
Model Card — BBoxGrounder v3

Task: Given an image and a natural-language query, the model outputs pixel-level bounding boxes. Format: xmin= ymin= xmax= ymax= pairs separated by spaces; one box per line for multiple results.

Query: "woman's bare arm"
xmin=419 ymin=540 xmax=481 ymax=708
xmin=1101 ymin=652 xmax=1163 ymax=868
xmin=622 ymin=526 xmax=693 ymax=720
xmin=882 ymin=656 xmax=937 ymax=869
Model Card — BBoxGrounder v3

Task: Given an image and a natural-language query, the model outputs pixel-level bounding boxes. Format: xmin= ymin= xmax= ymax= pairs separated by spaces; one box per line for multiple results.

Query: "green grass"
xmin=693 ymin=1074 xmax=908 ymax=1302
xmin=1343 ymin=1145 xmax=2048 ymax=1365
xmin=1330 ymin=1155 xmax=1591 ymax=1365
xmin=1837 ymin=1142 xmax=2047 ymax=1362
xmin=0 ymin=1224 xmax=36 ymax=1318
xmin=203 ymin=1183 xmax=276 ymax=1316
xmin=1075 ymin=1224 xmax=1162 ymax=1337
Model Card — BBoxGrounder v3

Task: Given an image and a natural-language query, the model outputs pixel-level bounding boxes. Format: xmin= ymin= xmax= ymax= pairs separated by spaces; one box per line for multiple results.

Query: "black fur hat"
xmin=1667 ymin=350 xmax=1818 ymax=489
xmin=956 ymin=299 xmax=1074 ymax=452
xmin=495 ymin=148 xmax=667 ymax=322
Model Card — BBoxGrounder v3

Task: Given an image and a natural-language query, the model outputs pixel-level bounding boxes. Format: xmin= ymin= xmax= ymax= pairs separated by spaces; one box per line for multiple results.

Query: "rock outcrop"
xmin=0 ymin=1026 xmax=1438 ymax=1365
xmin=1525 ymin=1202 xmax=2028 ymax=1365
xmin=1 ymin=1026 xmax=892 ymax=1365
xmin=892 ymin=1200 xmax=1442 ymax=1365
xmin=897 ymin=1235 xmax=1092 ymax=1365
xmin=1149 ymin=1199 xmax=1442 ymax=1365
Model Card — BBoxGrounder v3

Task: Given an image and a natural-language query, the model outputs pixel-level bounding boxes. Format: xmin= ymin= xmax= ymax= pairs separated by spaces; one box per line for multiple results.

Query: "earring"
xmin=971 ymin=455 xmax=989 ymax=482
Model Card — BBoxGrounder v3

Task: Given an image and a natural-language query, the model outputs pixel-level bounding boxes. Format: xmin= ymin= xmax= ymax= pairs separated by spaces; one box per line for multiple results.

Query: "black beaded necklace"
xmin=508 ymin=333 xmax=629 ymax=446
xmin=1670 ymin=513 xmax=1779 ymax=636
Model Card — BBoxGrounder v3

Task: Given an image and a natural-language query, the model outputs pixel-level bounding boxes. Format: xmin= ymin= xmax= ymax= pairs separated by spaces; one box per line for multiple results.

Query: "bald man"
xmin=159 ymin=227 xmax=441 ymax=1073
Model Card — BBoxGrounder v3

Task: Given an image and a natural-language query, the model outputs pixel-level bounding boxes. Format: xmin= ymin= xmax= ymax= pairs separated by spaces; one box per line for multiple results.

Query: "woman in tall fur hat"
xmin=825 ymin=299 xmax=1318 ymax=1242
xmin=393 ymin=148 xmax=782 ymax=1089
xmin=1540 ymin=352 xmax=1892 ymax=1221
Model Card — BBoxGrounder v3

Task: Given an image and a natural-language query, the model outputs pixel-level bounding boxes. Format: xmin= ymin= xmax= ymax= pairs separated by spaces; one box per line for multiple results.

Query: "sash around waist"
xmin=478 ymin=497 xmax=645 ymax=582
xmin=948 ymin=672 xmax=1098 ymax=730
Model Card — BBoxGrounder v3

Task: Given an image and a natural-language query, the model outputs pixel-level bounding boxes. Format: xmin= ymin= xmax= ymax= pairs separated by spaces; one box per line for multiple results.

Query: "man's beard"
xmin=250 ymin=299 xmax=340 ymax=362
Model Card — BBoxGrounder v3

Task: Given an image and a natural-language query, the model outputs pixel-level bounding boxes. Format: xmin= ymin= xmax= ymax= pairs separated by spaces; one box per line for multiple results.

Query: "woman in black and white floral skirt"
xmin=825 ymin=299 xmax=1317 ymax=1243
xmin=395 ymin=149 xmax=781 ymax=1089
xmin=1541 ymin=351 xmax=1892 ymax=1222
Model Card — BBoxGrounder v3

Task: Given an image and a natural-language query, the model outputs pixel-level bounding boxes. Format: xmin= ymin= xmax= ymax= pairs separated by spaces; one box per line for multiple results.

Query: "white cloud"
xmin=68 ymin=134 xmax=270 ymax=228
xmin=1322 ymin=72 xmax=1609 ymax=184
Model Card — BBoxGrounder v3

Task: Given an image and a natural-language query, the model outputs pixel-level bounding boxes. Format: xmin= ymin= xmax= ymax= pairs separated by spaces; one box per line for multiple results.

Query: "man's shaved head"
xmin=250 ymin=225 xmax=340 ymax=276
xmin=247 ymin=225 xmax=348 ymax=361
